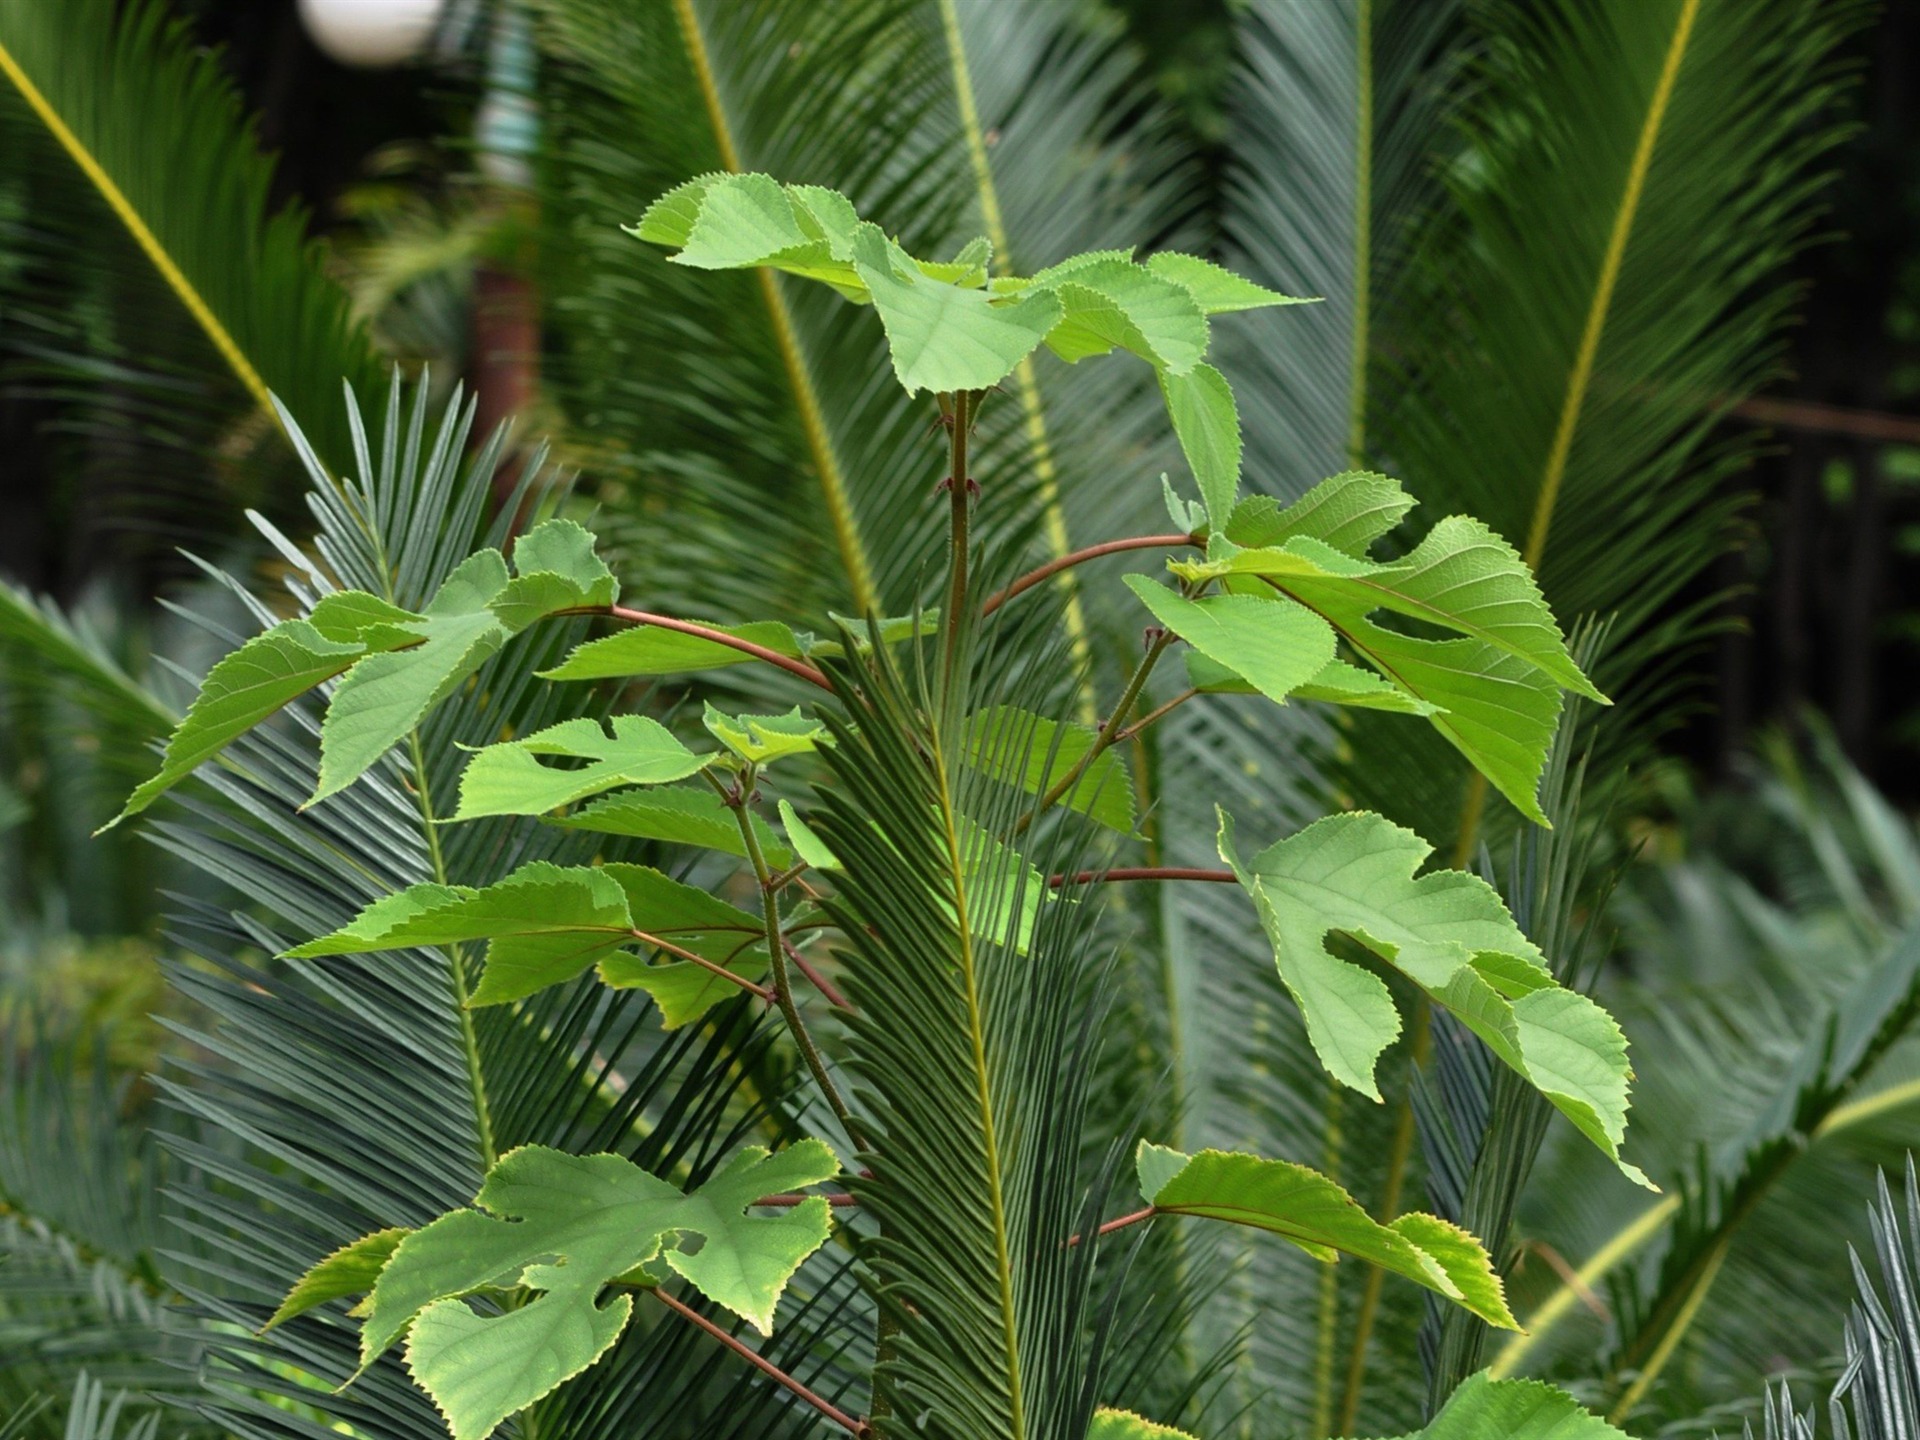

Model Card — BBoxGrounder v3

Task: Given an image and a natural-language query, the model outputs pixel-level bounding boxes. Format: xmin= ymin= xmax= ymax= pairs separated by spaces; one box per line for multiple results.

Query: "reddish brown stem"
xmin=981 ymin=534 xmax=1198 ymax=618
xmin=1067 ymin=1206 xmax=1158 ymax=1248
xmin=633 ymin=929 xmax=773 ymax=1003
xmin=583 ymin=605 xmax=832 ymax=690
xmin=784 ymin=938 xmax=852 ymax=1011
xmin=754 ymin=1192 xmax=861 ymax=1208
xmin=1048 ymin=867 xmax=1235 ymax=889
xmin=650 ymin=1288 xmax=867 ymax=1435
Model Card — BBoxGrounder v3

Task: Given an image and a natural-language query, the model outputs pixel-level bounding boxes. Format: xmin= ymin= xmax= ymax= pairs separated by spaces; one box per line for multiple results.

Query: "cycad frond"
xmin=1364 ymin=0 xmax=1867 ymax=850
xmin=0 ymin=0 xmax=382 ymax=481
xmin=810 ymin=593 xmax=1119 ymax=1440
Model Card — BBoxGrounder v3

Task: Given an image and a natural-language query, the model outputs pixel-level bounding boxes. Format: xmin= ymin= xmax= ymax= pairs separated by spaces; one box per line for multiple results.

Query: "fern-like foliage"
xmin=0 ymin=0 xmax=382 ymax=517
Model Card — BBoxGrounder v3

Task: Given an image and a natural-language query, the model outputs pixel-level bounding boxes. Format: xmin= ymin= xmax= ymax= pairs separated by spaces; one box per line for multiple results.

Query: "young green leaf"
xmin=263 ymin=1227 xmax=408 ymax=1333
xmin=1136 ymin=1143 xmax=1514 ymax=1329
xmin=703 ymin=703 xmax=829 ymax=764
xmin=1145 ymin=251 xmax=1310 ymax=316
xmin=1159 ymin=362 xmax=1241 ymax=529
xmin=1218 ymin=810 xmax=1648 ymax=1186
xmin=1126 ymin=577 xmax=1335 ymax=708
xmin=1027 ymin=256 xmax=1209 ymax=373
xmin=1089 ymin=1410 xmax=1203 ymax=1440
xmin=451 ymin=716 xmax=708 ymax=820
xmin=963 ymin=705 xmax=1136 ymax=832
xmin=849 ymin=223 xmax=1064 ymax=394
xmin=552 ymin=783 xmax=792 ymax=866
xmin=1225 ymin=470 xmax=1414 ymax=556
xmin=351 ymin=1141 xmax=837 ymax=1440
xmin=1391 ymin=1373 xmax=1631 ymax=1440
xmin=313 ymin=521 xmax=621 ymax=806
xmin=105 ymin=618 xmax=385 ymax=829
xmin=542 ymin=619 xmax=812 ymax=681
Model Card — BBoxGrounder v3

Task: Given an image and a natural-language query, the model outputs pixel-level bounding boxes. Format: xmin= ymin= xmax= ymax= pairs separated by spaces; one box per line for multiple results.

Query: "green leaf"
xmin=541 ymin=620 xmax=810 ymax=681
xmin=703 ymin=703 xmax=829 ymax=764
xmin=963 ymin=705 xmax=1135 ymax=832
xmin=1145 ymin=251 xmax=1312 ymax=315
xmin=1137 ymin=1143 xmax=1515 ymax=1329
xmin=1029 ymin=256 xmax=1209 ymax=373
xmin=312 ymin=522 xmax=622 ymax=806
xmin=1159 ymin=361 xmax=1241 ymax=529
xmin=849 ymin=223 xmax=1063 ymax=394
xmin=1126 ymin=577 xmax=1335 ymax=708
xmin=488 ymin=519 xmax=619 ymax=630
xmin=1373 ymin=1373 xmax=1631 ymax=1440
xmin=1291 ymin=659 xmax=1439 ymax=714
xmin=360 ymin=1141 xmax=838 ymax=1440
xmin=1089 ymin=1410 xmax=1203 ymax=1440
xmin=593 ymin=864 xmax=773 ymax=1027
xmin=1283 ymin=517 xmax=1602 ymax=700
xmin=1217 ymin=810 xmax=1647 ymax=1184
xmin=1226 ymin=470 xmax=1414 ymax=556
xmin=553 ymin=783 xmax=791 ymax=866
xmin=106 ymin=616 xmax=383 ymax=828
xmin=263 ymin=1228 xmax=408 ymax=1333
xmin=778 ymin=799 xmax=841 ymax=872
xmin=285 ymin=861 xmax=636 ymax=1007
xmin=451 ymin=716 xmax=708 ymax=820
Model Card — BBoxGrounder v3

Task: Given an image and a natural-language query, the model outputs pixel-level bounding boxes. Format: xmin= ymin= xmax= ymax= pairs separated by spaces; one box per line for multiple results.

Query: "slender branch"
xmin=1016 ymin=629 xmax=1177 ymax=836
xmin=980 ymin=534 xmax=1198 ymax=618
xmin=406 ymin=730 xmax=498 ymax=1169
xmin=711 ymin=770 xmax=861 ymax=1143
xmin=784 ymin=938 xmax=851 ymax=1011
xmin=942 ymin=389 xmax=975 ymax=680
xmin=753 ymin=1192 xmax=861 ymax=1209
xmin=632 ymin=928 xmax=772 ymax=1003
xmin=1112 ymin=688 xmax=1198 ymax=745
xmin=559 ymin=604 xmax=832 ymax=690
xmin=1066 ymin=1206 xmax=1158 ymax=1248
xmin=1049 ymin=867 xmax=1235 ymax=889
xmin=650 ymin=1288 xmax=868 ymax=1436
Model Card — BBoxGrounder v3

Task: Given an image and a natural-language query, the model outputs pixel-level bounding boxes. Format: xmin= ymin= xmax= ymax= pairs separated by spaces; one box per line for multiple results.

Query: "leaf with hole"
xmin=451 ymin=716 xmax=708 ymax=820
xmin=339 ymin=1140 xmax=838 ymax=1440
xmin=1218 ymin=810 xmax=1647 ymax=1185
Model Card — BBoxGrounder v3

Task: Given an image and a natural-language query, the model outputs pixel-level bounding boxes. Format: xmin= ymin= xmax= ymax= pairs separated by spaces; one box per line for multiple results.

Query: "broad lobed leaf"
xmin=1218 ymin=810 xmax=1648 ymax=1186
xmin=452 ymin=716 xmax=708 ymax=820
xmin=276 ymin=1141 xmax=839 ymax=1440
xmin=284 ymin=859 xmax=766 ymax=1020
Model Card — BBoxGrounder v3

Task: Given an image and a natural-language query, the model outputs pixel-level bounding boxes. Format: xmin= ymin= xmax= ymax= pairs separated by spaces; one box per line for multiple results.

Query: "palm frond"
xmin=1363 ymin=0 xmax=1867 ymax=851
xmin=809 ymin=582 xmax=1123 ymax=1440
xmin=0 ymin=0 xmax=382 ymax=498
xmin=1494 ymin=739 xmax=1920 ymax=1430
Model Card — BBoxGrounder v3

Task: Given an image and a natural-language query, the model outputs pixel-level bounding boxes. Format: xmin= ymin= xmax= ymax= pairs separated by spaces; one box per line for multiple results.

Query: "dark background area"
xmin=14 ymin=0 xmax=1920 ymax=798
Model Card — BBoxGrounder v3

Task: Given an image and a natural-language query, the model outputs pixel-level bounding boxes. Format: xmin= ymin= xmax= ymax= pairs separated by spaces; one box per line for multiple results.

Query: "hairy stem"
xmin=651 ymin=1287 xmax=868 ymax=1436
xmin=980 ymin=533 xmax=1198 ymax=618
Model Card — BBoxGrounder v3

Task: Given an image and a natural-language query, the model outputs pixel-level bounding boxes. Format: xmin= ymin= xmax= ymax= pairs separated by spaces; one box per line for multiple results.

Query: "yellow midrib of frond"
xmin=669 ymin=0 xmax=880 ymax=615
xmin=1454 ymin=0 xmax=1701 ymax=866
xmin=1524 ymin=0 xmax=1702 ymax=570
xmin=0 ymin=34 xmax=275 ymax=419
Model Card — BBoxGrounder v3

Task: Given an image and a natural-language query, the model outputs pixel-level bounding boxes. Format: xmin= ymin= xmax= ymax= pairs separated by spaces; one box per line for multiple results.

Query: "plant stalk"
xmin=713 ymin=770 xmax=861 ymax=1144
xmin=651 ymin=1288 xmax=868 ymax=1436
